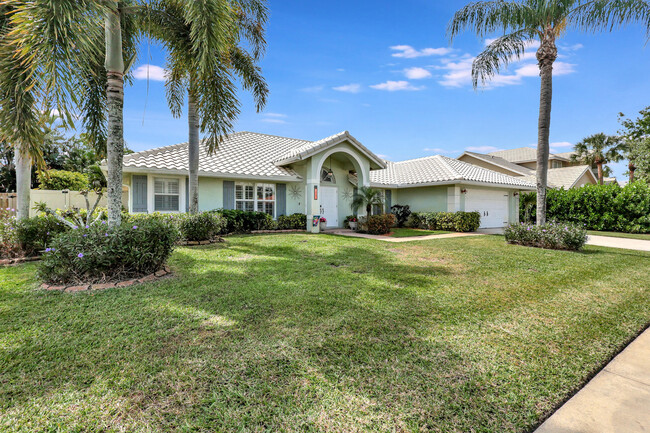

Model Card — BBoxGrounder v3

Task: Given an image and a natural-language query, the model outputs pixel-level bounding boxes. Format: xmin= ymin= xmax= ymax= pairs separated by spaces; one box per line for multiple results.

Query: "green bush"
xmin=14 ymin=215 xmax=69 ymax=256
xmin=37 ymin=169 xmax=89 ymax=190
xmin=178 ymin=212 xmax=226 ymax=241
xmin=505 ymin=221 xmax=587 ymax=251
xmin=407 ymin=211 xmax=481 ymax=232
xmin=0 ymin=208 xmax=20 ymax=258
xmin=277 ymin=213 xmax=306 ymax=230
xmin=38 ymin=216 xmax=178 ymax=284
xmin=390 ymin=204 xmax=411 ymax=228
xmin=213 ymin=209 xmax=275 ymax=233
xmin=366 ymin=214 xmax=396 ymax=235
xmin=522 ymin=183 xmax=650 ymax=233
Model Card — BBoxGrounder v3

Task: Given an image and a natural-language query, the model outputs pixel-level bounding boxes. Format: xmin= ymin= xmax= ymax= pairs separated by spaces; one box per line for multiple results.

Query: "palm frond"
xmin=448 ymin=0 xmax=538 ymax=41
xmin=472 ymin=29 xmax=537 ymax=88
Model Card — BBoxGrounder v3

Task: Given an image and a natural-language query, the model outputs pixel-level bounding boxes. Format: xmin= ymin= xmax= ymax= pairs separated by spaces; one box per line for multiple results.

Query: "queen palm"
xmin=448 ymin=0 xmax=650 ymax=225
xmin=571 ymin=133 xmax=624 ymax=184
xmin=142 ymin=0 xmax=268 ymax=213
xmin=351 ymin=186 xmax=384 ymax=217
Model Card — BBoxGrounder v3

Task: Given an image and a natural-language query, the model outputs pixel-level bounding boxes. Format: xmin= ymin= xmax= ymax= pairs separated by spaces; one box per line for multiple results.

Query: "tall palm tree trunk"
xmin=596 ymin=162 xmax=604 ymax=184
xmin=105 ymin=6 xmax=125 ymax=227
xmin=187 ymin=79 xmax=199 ymax=214
xmin=14 ymin=142 xmax=31 ymax=219
xmin=629 ymin=162 xmax=636 ymax=183
xmin=535 ymin=30 xmax=557 ymax=226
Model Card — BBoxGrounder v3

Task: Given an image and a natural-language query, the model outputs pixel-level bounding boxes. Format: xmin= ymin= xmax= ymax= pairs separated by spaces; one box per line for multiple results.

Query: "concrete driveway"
xmin=586 ymin=235 xmax=650 ymax=252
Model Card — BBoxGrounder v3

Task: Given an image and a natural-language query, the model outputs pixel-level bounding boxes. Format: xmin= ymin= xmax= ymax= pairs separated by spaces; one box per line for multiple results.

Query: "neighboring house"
xmin=119 ymin=131 xmax=534 ymax=231
xmin=457 ymin=147 xmax=598 ymax=189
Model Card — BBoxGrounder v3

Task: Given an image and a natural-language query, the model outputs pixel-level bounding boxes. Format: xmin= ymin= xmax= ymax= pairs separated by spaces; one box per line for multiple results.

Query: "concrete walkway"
xmin=324 ymin=229 xmax=482 ymax=243
xmin=586 ymin=235 xmax=650 ymax=252
xmin=535 ymin=327 xmax=650 ymax=433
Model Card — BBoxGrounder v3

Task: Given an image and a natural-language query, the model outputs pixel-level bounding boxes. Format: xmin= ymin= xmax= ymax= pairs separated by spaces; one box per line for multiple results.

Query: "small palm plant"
xmin=351 ymin=187 xmax=384 ymax=217
xmin=571 ymin=133 xmax=624 ymax=184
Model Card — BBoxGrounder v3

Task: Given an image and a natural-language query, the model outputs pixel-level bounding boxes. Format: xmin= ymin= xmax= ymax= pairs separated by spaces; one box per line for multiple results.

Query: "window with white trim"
xmin=551 ymin=160 xmax=563 ymax=169
xmin=235 ymin=182 xmax=275 ymax=216
xmin=154 ymin=178 xmax=180 ymax=211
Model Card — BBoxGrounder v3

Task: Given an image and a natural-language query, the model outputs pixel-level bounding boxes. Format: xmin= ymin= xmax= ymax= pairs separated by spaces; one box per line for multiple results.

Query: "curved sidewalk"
xmin=323 ymin=229 xmax=481 ymax=243
xmin=586 ymin=235 xmax=650 ymax=252
xmin=535 ymin=327 xmax=650 ymax=432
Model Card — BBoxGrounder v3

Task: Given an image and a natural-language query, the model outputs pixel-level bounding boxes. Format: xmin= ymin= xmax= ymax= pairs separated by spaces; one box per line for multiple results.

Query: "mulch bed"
xmin=0 ymin=256 xmax=40 ymax=266
xmin=40 ymin=265 xmax=173 ymax=293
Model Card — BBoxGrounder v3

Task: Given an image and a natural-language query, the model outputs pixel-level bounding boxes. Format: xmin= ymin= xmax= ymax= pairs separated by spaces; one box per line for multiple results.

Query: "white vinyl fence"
xmin=29 ymin=189 xmax=129 ymax=217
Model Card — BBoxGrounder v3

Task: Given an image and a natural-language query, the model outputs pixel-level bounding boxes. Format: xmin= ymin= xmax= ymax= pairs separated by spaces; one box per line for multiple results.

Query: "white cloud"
xmin=261 ymin=112 xmax=288 ymax=124
xmin=133 ymin=64 xmax=167 ymax=81
xmin=336 ymin=68 xmax=345 ymax=72
xmin=466 ymin=145 xmax=504 ymax=153
xmin=551 ymin=141 xmax=573 ymax=148
xmin=333 ymin=83 xmax=361 ymax=93
xmin=376 ymin=153 xmax=389 ymax=159
xmin=301 ymin=85 xmax=324 ymax=93
xmin=370 ymin=80 xmax=424 ymax=91
xmin=390 ymin=45 xmax=452 ymax=58
xmin=404 ymin=67 xmax=432 ymax=80
xmin=424 ymin=147 xmax=452 ymax=154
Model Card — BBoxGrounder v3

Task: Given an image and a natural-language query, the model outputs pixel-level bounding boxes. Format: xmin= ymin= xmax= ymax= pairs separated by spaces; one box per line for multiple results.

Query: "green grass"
xmin=1 ymin=234 xmax=649 ymax=432
xmin=387 ymin=228 xmax=451 ymax=238
xmin=587 ymin=230 xmax=650 ymax=241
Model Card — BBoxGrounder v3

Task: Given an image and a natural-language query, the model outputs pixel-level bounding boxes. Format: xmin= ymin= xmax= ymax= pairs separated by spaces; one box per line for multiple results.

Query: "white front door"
xmin=465 ymin=189 xmax=510 ymax=228
xmin=320 ymin=186 xmax=339 ymax=227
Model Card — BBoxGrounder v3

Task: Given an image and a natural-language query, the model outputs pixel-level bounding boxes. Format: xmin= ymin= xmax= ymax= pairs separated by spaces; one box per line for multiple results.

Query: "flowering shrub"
xmin=343 ymin=215 xmax=357 ymax=229
xmin=365 ymin=213 xmax=396 ymax=235
xmin=407 ymin=211 xmax=481 ymax=232
xmin=14 ymin=215 xmax=69 ymax=256
xmin=0 ymin=208 xmax=20 ymax=258
xmin=504 ymin=221 xmax=587 ymax=251
xmin=178 ymin=212 xmax=225 ymax=241
xmin=38 ymin=216 xmax=178 ymax=284
xmin=277 ymin=213 xmax=306 ymax=230
xmin=319 ymin=217 xmax=327 ymax=223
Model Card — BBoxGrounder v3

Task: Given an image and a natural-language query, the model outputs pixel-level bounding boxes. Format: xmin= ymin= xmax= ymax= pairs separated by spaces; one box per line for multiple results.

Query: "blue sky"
xmin=124 ymin=0 xmax=650 ymax=179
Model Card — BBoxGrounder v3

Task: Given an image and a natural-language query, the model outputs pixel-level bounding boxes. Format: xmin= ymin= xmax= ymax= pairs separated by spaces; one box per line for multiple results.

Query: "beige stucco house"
xmin=120 ymin=131 xmax=535 ymax=232
xmin=457 ymin=147 xmax=598 ymax=189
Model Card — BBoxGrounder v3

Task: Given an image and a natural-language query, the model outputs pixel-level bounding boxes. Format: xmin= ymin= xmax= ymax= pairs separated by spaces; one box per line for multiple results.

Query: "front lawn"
xmin=1 ymin=234 xmax=649 ymax=432
xmin=587 ymin=230 xmax=650 ymax=241
xmin=388 ymin=227 xmax=451 ymax=237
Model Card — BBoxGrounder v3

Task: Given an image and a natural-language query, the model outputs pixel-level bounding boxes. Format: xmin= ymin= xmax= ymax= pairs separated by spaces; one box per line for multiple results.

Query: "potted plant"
xmin=348 ymin=216 xmax=358 ymax=230
xmin=319 ymin=217 xmax=327 ymax=231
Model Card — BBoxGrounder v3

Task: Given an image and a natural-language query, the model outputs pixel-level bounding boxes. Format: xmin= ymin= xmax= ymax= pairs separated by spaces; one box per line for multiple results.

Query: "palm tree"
xmin=571 ymin=133 xmax=624 ymax=184
xmin=142 ymin=0 xmax=269 ymax=214
xmin=619 ymin=106 xmax=650 ymax=183
xmin=351 ymin=187 xmax=384 ymax=217
xmin=448 ymin=0 xmax=650 ymax=225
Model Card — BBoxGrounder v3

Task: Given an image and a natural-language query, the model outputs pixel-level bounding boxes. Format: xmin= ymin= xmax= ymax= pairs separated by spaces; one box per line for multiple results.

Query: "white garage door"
xmin=465 ymin=189 xmax=510 ymax=228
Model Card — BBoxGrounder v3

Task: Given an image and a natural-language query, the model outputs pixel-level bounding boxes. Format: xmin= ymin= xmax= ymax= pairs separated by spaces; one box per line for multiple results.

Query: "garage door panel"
xmin=465 ymin=189 xmax=509 ymax=228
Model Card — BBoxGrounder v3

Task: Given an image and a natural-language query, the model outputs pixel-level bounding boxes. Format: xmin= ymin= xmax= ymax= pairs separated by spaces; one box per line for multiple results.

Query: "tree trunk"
xmin=597 ymin=162 xmax=604 ymax=185
xmin=14 ymin=141 xmax=31 ymax=220
xmin=535 ymin=30 xmax=557 ymax=226
xmin=629 ymin=162 xmax=636 ymax=183
xmin=188 ymin=80 xmax=200 ymax=214
xmin=104 ymin=6 xmax=125 ymax=227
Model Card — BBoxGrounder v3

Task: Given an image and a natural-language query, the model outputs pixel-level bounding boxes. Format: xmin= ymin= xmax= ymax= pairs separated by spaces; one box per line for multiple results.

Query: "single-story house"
xmin=120 ymin=131 xmax=535 ymax=232
xmin=457 ymin=147 xmax=598 ymax=189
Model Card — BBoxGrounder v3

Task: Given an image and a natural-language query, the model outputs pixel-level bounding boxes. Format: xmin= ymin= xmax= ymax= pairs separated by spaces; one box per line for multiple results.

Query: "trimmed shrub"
xmin=14 ymin=215 xmax=69 ymax=256
xmin=391 ymin=204 xmax=411 ymax=228
xmin=37 ymin=169 xmax=89 ymax=190
xmin=407 ymin=211 xmax=481 ymax=232
xmin=178 ymin=212 xmax=226 ymax=241
xmin=213 ymin=209 xmax=275 ymax=233
xmin=366 ymin=213 xmax=396 ymax=235
xmin=505 ymin=221 xmax=587 ymax=251
xmin=522 ymin=183 xmax=650 ymax=233
xmin=277 ymin=213 xmax=306 ymax=230
xmin=38 ymin=216 xmax=178 ymax=284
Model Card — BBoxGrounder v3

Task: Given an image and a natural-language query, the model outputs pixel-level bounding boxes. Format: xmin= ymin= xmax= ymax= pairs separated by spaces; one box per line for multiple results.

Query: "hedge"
xmin=366 ymin=214 xmax=396 ymax=235
xmin=406 ymin=211 xmax=481 ymax=232
xmin=213 ymin=209 xmax=276 ymax=233
xmin=37 ymin=169 xmax=89 ymax=190
xmin=521 ymin=182 xmax=650 ymax=233
xmin=277 ymin=213 xmax=306 ymax=230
